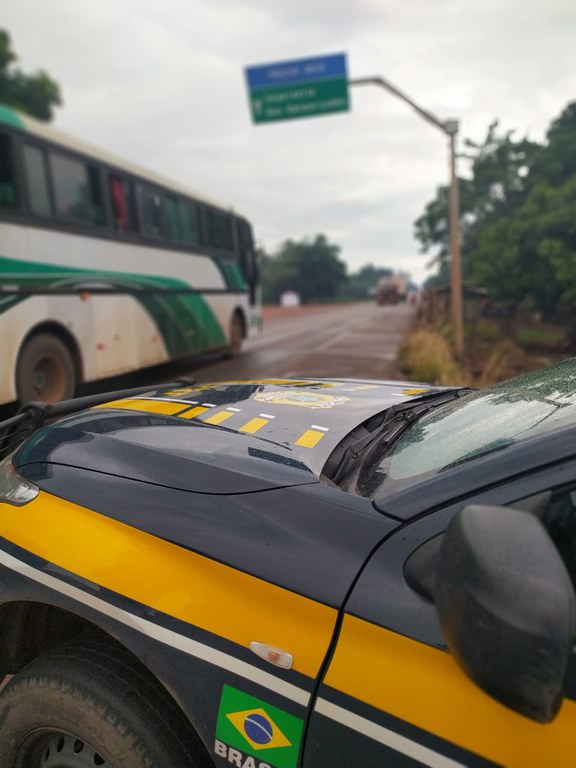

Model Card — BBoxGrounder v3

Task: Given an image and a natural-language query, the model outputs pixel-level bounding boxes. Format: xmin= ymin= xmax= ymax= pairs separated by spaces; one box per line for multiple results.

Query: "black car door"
xmin=302 ymin=459 xmax=576 ymax=768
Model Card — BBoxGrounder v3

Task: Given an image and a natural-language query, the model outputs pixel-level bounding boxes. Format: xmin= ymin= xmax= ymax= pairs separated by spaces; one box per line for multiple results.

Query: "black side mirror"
xmin=436 ymin=504 xmax=576 ymax=722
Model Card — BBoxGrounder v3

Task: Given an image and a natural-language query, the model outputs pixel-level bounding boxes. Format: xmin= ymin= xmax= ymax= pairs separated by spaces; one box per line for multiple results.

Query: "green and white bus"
xmin=0 ymin=105 xmax=261 ymax=405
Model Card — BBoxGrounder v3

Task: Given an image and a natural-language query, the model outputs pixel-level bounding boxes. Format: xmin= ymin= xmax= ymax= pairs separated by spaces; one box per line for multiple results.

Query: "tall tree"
xmin=464 ymin=102 xmax=576 ymax=316
xmin=414 ymin=122 xmax=540 ymax=274
xmin=467 ymin=176 xmax=576 ymax=317
xmin=262 ymin=234 xmax=347 ymax=304
xmin=0 ymin=29 xmax=62 ymax=121
xmin=463 ymin=121 xmax=539 ymax=217
xmin=530 ymin=102 xmax=576 ymax=187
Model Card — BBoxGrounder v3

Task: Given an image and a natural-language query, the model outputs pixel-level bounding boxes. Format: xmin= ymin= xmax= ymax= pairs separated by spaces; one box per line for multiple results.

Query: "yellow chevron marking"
xmin=295 ymin=430 xmax=325 ymax=448
xmin=180 ymin=406 xmax=210 ymax=419
xmin=204 ymin=410 xmax=235 ymax=425
xmin=239 ymin=417 xmax=269 ymax=434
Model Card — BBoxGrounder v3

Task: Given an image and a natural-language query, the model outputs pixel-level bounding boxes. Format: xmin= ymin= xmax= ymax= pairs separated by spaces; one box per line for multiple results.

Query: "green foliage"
xmin=261 ymin=234 xmax=348 ymax=304
xmin=466 ymin=181 xmax=570 ymax=314
xmin=474 ymin=322 xmax=502 ymax=343
xmin=515 ymin=324 xmax=567 ymax=348
xmin=346 ymin=263 xmax=393 ymax=299
xmin=0 ymin=29 xmax=62 ymax=121
xmin=414 ymin=178 xmax=475 ymax=272
xmin=531 ymin=103 xmax=576 ymax=187
xmin=462 ymin=122 xmax=539 ymax=214
xmin=414 ymin=121 xmax=539 ymax=274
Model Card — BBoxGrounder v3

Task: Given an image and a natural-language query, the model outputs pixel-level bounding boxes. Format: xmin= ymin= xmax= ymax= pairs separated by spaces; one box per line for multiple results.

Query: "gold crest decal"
xmin=253 ymin=391 xmax=349 ymax=409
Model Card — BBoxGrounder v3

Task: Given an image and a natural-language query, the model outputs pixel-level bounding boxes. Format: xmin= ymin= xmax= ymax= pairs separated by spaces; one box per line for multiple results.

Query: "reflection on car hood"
xmin=14 ymin=377 xmax=451 ymax=493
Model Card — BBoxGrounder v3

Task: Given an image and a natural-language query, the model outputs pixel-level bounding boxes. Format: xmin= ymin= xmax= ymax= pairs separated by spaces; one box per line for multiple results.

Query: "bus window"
xmin=109 ymin=175 xmax=137 ymax=233
xmin=49 ymin=152 xmax=107 ymax=226
xmin=88 ymin=166 xmax=107 ymax=226
xmin=137 ymin=183 xmax=164 ymax=238
xmin=22 ymin=145 xmax=52 ymax=217
xmin=50 ymin=151 xmax=99 ymax=225
xmin=204 ymin=208 xmax=233 ymax=251
xmin=179 ymin=199 xmax=198 ymax=246
xmin=165 ymin=194 xmax=182 ymax=242
xmin=0 ymin=132 xmax=19 ymax=209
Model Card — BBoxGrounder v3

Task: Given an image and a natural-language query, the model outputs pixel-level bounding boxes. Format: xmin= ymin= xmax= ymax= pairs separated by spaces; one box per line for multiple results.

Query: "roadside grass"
xmin=472 ymin=320 xmax=502 ymax=343
xmin=471 ymin=318 xmax=568 ymax=349
xmin=398 ymin=329 xmax=469 ymax=386
xmin=515 ymin=324 xmax=568 ymax=348
xmin=474 ymin=338 xmax=530 ymax=386
xmin=399 ymin=320 xmax=569 ymax=388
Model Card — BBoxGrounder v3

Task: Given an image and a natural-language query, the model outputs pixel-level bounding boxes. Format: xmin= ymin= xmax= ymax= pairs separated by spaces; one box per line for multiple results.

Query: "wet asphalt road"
xmin=191 ymin=301 xmax=417 ymax=383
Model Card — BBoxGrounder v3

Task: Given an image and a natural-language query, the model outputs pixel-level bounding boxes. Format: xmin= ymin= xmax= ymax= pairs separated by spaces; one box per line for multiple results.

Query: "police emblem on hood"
xmin=253 ymin=391 xmax=349 ymax=409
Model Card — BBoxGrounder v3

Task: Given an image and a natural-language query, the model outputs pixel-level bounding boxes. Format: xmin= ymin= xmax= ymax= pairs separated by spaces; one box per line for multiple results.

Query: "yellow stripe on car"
xmin=0 ymin=492 xmax=337 ymax=679
xmin=325 ymin=614 xmax=576 ymax=767
xmin=96 ymin=398 xmax=190 ymax=416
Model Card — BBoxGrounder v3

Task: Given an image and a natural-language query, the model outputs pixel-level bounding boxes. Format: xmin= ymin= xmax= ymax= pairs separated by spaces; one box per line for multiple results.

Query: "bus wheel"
xmin=225 ymin=313 xmax=244 ymax=358
xmin=0 ymin=636 xmax=209 ymax=768
xmin=16 ymin=333 xmax=76 ymax=403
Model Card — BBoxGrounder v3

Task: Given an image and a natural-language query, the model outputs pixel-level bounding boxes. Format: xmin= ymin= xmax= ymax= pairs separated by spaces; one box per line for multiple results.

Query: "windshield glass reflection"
xmin=357 ymin=357 xmax=576 ymax=497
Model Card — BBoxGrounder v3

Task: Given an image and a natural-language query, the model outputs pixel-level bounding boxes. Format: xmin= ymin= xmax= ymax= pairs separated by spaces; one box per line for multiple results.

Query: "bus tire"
xmin=0 ymin=635 xmax=210 ymax=768
xmin=15 ymin=333 xmax=76 ymax=403
xmin=224 ymin=313 xmax=245 ymax=358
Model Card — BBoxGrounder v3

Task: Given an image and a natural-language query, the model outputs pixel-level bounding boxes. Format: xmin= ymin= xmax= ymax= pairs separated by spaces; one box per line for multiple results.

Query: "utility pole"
xmin=349 ymin=76 xmax=464 ymax=359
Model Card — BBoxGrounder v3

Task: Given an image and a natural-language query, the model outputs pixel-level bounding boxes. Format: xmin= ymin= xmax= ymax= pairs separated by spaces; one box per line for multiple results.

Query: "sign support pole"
xmin=349 ymin=76 xmax=464 ymax=359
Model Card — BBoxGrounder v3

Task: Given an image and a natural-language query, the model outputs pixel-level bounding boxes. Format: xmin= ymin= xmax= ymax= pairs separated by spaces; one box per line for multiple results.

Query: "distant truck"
xmin=375 ymin=275 xmax=407 ymax=305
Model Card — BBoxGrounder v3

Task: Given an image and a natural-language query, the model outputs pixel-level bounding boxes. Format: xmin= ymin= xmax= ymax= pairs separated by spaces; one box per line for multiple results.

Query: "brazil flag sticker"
xmin=216 ymin=685 xmax=303 ymax=768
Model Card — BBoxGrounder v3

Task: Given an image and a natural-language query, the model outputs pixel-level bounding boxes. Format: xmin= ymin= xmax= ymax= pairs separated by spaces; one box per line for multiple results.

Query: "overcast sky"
xmin=4 ymin=0 xmax=576 ymax=284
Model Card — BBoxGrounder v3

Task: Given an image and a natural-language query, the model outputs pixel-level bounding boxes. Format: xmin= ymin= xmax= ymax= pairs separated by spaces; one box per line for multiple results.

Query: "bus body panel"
xmin=0 ymin=292 xmax=171 ymax=402
xmin=0 ymin=224 xmax=254 ymax=404
xmin=24 ymin=224 xmax=226 ymax=288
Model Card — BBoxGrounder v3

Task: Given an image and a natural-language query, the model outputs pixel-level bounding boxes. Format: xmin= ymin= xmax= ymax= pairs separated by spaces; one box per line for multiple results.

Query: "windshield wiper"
xmin=325 ymin=388 xmax=470 ymax=486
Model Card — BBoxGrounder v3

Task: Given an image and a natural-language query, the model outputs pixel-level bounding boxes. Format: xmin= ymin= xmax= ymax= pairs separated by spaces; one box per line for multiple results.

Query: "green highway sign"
xmin=245 ymin=53 xmax=349 ymax=124
xmin=248 ymin=78 xmax=349 ymax=124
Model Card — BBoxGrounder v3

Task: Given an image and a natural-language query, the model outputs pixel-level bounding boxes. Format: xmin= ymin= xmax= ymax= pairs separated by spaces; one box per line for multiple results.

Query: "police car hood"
xmin=14 ymin=378 xmax=446 ymax=494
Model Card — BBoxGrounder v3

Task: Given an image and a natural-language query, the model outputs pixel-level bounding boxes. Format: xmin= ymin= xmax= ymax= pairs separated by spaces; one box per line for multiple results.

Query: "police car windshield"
xmin=356 ymin=357 xmax=576 ymax=498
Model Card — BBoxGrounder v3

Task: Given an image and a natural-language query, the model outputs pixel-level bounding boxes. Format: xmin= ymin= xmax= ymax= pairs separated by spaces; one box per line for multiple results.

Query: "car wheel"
xmin=0 ymin=636 xmax=210 ymax=768
xmin=16 ymin=333 xmax=76 ymax=403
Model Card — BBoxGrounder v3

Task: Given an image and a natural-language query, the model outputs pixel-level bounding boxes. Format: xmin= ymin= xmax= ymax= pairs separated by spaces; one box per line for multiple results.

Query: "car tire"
xmin=0 ymin=635 xmax=211 ymax=768
xmin=16 ymin=333 xmax=76 ymax=403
